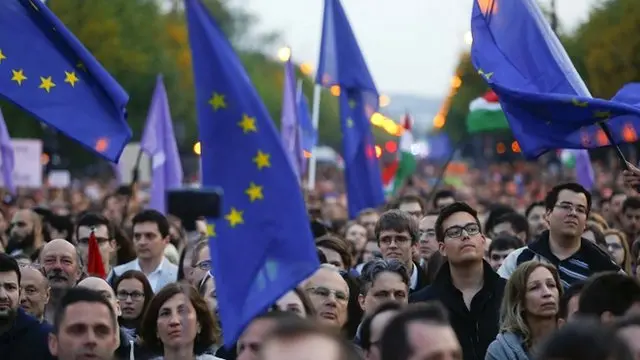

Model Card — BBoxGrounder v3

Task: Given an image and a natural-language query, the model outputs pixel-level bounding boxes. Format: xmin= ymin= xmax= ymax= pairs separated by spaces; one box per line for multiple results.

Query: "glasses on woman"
xmin=116 ymin=290 xmax=145 ymax=301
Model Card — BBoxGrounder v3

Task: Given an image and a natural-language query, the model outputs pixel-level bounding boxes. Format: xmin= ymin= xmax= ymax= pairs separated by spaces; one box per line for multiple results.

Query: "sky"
xmin=240 ymin=0 xmax=601 ymax=99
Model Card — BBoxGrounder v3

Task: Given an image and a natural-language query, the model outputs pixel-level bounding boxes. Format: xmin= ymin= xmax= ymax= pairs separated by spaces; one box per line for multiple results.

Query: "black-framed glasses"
xmin=444 ymin=223 xmax=481 ymax=239
xmin=554 ymin=203 xmax=587 ymax=215
xmin=116 ymin=290 xmax=145 ymax=301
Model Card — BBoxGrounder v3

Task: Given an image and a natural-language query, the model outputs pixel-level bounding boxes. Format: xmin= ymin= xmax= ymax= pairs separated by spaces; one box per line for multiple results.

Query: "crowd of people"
xmin=3 ymin=164 xmax=640 ymax=360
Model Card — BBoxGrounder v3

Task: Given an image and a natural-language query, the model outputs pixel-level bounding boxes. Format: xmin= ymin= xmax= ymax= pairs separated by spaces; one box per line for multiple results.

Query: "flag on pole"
xmin=466 ymin=90 xmax=510 ymax=133
xmin=185 ymin=0 xmax=320 ymax=345
xmin=382 ymin=114 xmax=416 ymax=196
xmin=280 ymin=58 xmax=304 ymax=179
xmin=140 ymin=75 xmax=183 ymax=213
xmin=87 ymin=230 xmax=106 ymax=279
xmin=316 ymin=0 xmax=385 ymax=218
xmin=0 ymin=109 xmax=15 ymax=194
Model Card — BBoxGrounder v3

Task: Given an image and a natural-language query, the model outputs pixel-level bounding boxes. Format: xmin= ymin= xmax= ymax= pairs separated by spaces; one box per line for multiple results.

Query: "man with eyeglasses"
xmin=418 ymin=212 xmax=440 ymax=268
xmin=303 ymin=264 xmax=349 ymax=329
xmin=410 ymin=202 xmax=505 ymax=360
xmin=19 ymin=264 xmax=49 ymax=322
xmin=76 ymin=213 xmax=117 ymax=277
xmin=498 ymin=183 xmax=620 ymax=288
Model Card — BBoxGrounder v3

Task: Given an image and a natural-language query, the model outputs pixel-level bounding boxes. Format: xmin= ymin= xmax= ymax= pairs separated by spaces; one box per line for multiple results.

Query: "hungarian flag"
xmin=382 ymin=114 xmax=416 ymax=196
xmin=466 ymin=90 xmax=510 ymax=133
xmin=87 ymin=230 xmax=106 ymax=279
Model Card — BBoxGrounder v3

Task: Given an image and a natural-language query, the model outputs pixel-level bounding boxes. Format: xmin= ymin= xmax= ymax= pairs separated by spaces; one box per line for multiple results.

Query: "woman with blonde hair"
xmin=603 ymin=229 xmax=633 ymax=274
xmin=486 ymin=261 xmax=562 ymax=360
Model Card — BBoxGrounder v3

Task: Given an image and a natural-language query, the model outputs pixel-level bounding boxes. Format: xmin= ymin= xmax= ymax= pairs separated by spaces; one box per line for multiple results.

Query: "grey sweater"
xmin=485 ymin=332 xmax=531 ymax=360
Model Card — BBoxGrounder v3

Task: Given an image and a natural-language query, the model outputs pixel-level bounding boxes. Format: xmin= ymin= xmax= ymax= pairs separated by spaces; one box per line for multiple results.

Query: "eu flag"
xmin=316 ymin=0 xmax=384 ymax=218
xmin=471 ymin=0 xmax=640 ymax=158
xmin=185 ymin=0 xmax=320 ymax=345
xmin=0 ymin=0 xmax=131 ymax=162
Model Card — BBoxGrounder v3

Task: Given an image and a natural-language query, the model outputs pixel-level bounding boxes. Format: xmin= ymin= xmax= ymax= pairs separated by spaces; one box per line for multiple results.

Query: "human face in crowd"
xmin=398 ymin=201 xmax=423 ymax=220
xmin=77 ymin=277 xmax=121 ymax=318
xmin=359 ymin=271 xmax=408 ymax=315
xmin=491 ymin=221 xmax=516 ymax=238
xmin=359 ymin=213 xmax=380 ymax=239
xmin=156 ymin=293 xmax=201 ymax=350
xmin=77 ymin=224 xmax=116 ymax=275
xmin=237 ymin=317 xmax=277 ymax=360
xmin=527 ymin=205 xmax=548 ymax=237
xmin=191 ymin=244 xmax=211 ymax=285
xmin=304 ymin=267 xmax=349 ymax=328
xmin=345 ymin=223 xmax=367 ymax=254
xmin=378 ymin=230 xmax=416 ymax=269
xmin=611 ymin=194 xmax=627 ymax=218
xmin=546 ymin=190 xmax=588 ymax=239
xmin=9 ymin=209 xmax=36 ymax=248
xmin=622 ymin=206 xmax=640 ymax=237
xmin=132 ymin=221 xmax=169 ymax=261
xmin=318 ymin=246 xmax=346 ymax=270
xmin=406 ymin=321 xmax=462 ymax=360
xmin=48 ymin=301 xmax=118 ymax=360
xmin=19 ymin=265 xmax=49 ymax=319
xmin=200 ymin=275 xmax=218 ymax=311
xmin=40 ymin=239 xmax=81 ymax=290
xmin=524 ymin=266 xmax=560 ymax=319
xmin=488 ymin=248 xmax=516 ymax=271
xmin=617 ymin=325 xmax=640 ymax=360
xmin=182 ymin=249 xmax=197 ymax=285
xmin=362 ymin=241 xmax=381 ymax=263
xmin=365 ymin=310 xmax=399 ymax=360
xmin=435 ymin=196 xmax=456 ymax=211
xmin=276 ymin=290 xmax=307 ymax=317
xmin=439 ymin=212 xmax=485 ymax=265
xmin=0 ymin=270 xmax=19 ymax=322
xmin=418 ymin=215 xmax=439 ymax=261
xmin=116 ymin=278 xmax=146 ymax=320
xmin=605 ymin=234 xmax=626 ymax=267
xmin=261 ymin=334 xmax=342 ymax=360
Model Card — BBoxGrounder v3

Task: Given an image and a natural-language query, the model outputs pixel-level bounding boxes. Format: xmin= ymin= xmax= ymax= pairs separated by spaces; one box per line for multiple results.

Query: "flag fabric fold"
xmin=470 ymin=0 xmax=640 ymax=162
xmin=140 ymin=75 xmax=183 ymax=213
xmin=185 ymin=0 xmax=320 ymax=345
xmin=0 ymin=0 xmax=132 ymax=162
xmin=0 ymin=109 xmax=15 ymax=194
xmin=280 ymin=58 xmax=304 ymax=179
xmin=87 ymin=230 xmax=106 ymax=279
xmin=316 ymin=0 xmax=384 ymax=218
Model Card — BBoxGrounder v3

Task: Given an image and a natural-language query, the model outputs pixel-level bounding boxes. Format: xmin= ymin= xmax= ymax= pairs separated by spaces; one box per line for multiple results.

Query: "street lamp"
xmin=277 ymin=47 xmax=291 ymax=62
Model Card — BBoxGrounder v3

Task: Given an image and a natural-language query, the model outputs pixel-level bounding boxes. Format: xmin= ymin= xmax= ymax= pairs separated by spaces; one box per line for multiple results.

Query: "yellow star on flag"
xmin=39 ymin=76 xmax=56 ymax=93
xmin=346 ymin=118 xmax=354 ymax=128
xmin=225 ymin=208 xmax=244 ymax=227
xmin=64 ymin=71 xmax=79 ymax=87
xmin=238 ymin=114 xmax=258 ymax=133
xmin=11 ymin=69 xmax=27 ymax=86
xmin=253 ymin=150 xmax=271 ymax=170
xmin=348 ymin=99 xmax=356 ymax=108
xmin=207 ymin=223 xmax=216 ymax=237
xmin=594 ymin=110 xmax=611 ymax=119
xmin=571 ymin=98 xmax=588 ymax=107
xmin=0 ymin=49 xmax=6 ymax=64
xmin=208 ymin=92 xmax=226 ymax=111
xmin=245 ymin=182 xmax=264 ymax=202
xmin=478 ymin=69 xmax=494 ymax=80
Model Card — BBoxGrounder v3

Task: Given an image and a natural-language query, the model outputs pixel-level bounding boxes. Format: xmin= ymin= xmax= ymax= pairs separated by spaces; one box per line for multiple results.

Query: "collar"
xmin=432 ymin=260 xmax=500 ymax=290
xmin=529 ymin=230 xmax=614 ymax=266
xmin=409 ymin=262 xmax=418 ymax=290
xmin=134 ymin=257 xmax=166 ymax=274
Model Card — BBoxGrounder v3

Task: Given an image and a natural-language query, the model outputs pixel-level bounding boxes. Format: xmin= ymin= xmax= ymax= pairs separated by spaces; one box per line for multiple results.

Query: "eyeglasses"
xmin=554 ymin=203 xmax=588 ymax=215
xmin=443 ymin=223 xmax=481 ymax=239
xmin=306 ymin=286 xmax=349 ymax=303
xmin=607 ymin=243 xmax=623 ymax=251
xmin=116 ymin=290 xmax=145 ymax=301
xmin=194 ymin=260 xmax=212 ymax=271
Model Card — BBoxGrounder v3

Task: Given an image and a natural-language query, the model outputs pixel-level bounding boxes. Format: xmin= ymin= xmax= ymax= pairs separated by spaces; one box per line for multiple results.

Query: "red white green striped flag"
xmin=382 ymin=114 xmax=416 ymax=195
xmin=466 ymin=89 xmax=510 ymax=133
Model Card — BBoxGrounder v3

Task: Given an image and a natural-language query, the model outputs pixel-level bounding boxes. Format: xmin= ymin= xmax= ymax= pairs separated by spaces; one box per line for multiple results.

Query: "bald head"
xmin=40 ymin=239 xmax=81 ymax=290
xmin=77 ymin=277 xmax=120 ymax=316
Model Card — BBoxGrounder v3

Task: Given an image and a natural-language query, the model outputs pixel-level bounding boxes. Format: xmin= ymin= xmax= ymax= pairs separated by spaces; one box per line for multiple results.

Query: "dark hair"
xmin=536 ymin=318 xmax=633 ymax=360
xmin=545 ymin=182 xmax=592 ymax=213
xmin=113 ymin=226 xmax=136 ymax=265
xmin=578 ymin=272 xmax=640 ymax=317
xmin=435 ymin=202 xmax=481 ymax=242
xmin=559 ymin=281 xmax=585 ymax=320
xmin=75 ymin=212 xmax=114 ymax=240
xmin=316 ymin=234 xmax=353 ymax=269
xmin=488 ymin=235 xmax=522 ymax=255
xmin=112 ymin=270 xmax=154 ymax=325
xmin=494 ymin=212 xmax=529 ymax=240
xmin=132 ymin=209 xmax=170 ymax=238
xmin=483 ymin=204 xmax=515 ymax=235
xmin=432 ymin=190 xmax=455 ymax=208
xmin=264 ymin=316 xmax=361 ymax=360
xmin=613 ymin=315 xmax=640 ymax=332
xmin=140 ymin=282 xmax=220 ymax=355
xmin=379 ymin=302 xmax=450 ymax=360
xmin=360 ymin=301 xmax=403 ymax=350
xmin=53 ymin=287 xmax=117 ymax=334
xmin=525 ymin=201 xmax=544 ymax=218
xmin=0 ymin=253 xmax=20 ymax=285
xmin=359 ymin=259 xmax=409 ymax=295
xmin=375 ymin=210 xmax=419 ymax=245
xmin=340 ymin=270 xmax=364 ymax=339
xmin=317 ymin=249 xmax=328 ymax=263
xmin=622 ymin=197 xmax=640 ymax=214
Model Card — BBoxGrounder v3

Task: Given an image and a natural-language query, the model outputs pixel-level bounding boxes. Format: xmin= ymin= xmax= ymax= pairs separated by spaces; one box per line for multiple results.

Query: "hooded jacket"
xmin=485 ymin=332 xmax=531 ymax=360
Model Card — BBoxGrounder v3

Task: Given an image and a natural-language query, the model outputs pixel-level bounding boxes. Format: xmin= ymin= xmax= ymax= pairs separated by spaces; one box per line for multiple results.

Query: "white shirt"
xmin=410 ymin=262 xmax=418 ymax=290
xmin=110 ymin=256 xmax=178 ymax=293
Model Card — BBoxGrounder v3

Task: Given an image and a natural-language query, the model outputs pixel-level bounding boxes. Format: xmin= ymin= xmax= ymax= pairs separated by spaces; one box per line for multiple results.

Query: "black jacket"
xmin=410 ymin=261 xmax=505 ymax=360
xmin=0 ymin=308 xmax=55 ymax=360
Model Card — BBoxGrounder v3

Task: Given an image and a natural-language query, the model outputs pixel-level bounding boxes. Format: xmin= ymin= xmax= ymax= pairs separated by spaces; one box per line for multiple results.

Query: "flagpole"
xmin=307 ymin=84 xmax=322 ymax=190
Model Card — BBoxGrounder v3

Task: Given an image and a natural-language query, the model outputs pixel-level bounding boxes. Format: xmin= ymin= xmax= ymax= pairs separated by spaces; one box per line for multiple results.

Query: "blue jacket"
xmin=486 ymin=332 xmax=531 ymax=360
xmin=0 ymin=308 xmax=54 ymax=360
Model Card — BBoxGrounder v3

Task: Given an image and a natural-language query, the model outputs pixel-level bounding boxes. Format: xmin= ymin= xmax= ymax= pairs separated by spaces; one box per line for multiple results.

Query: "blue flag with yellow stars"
xmin=185 ymin=0 xmax=320 ymax=345
xmin=0 ymin=0 xmax=131 ymax=162
xmin=316 ymin=0 xmax=384 ymax=218
xmin=471 ymin=0 xmax=640 ymax=159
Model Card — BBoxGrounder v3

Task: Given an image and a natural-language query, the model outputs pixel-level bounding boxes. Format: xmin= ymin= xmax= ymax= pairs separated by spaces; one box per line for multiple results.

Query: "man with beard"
xmin=40 ymin=239 xmax=83 ymax=323
xmin=6 ymin=209 xmax=45 ymax=261
xmin=0 ymin=253 xmax=54 ymax=359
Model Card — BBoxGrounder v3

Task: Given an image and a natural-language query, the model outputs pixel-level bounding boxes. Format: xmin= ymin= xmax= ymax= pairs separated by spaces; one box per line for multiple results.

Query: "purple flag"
xmin=140 ymin=75 xmax=183 ymax=213
xmin=570 ymin=149 xmax=595 ymax=191
xmin=280 ymin=58 xmax=304 ymax=179
xmin=0 ymin=109 xmax=15 ymax=194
